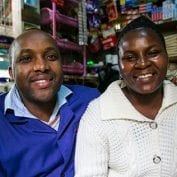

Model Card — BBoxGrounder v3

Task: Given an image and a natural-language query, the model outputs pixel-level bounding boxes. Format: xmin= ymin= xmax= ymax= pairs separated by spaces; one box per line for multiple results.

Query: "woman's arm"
xmin=74 ymin=102 xmax=108 ymax=177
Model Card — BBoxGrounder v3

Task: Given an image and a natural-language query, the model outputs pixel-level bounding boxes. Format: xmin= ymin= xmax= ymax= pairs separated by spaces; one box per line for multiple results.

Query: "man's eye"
xmin=19 ymin=56 xmax=32 ymax=63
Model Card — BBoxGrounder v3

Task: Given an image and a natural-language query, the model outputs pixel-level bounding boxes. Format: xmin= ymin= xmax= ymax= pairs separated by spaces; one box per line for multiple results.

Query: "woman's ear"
xmin=8 ymin=66 xmax=14 ymax=80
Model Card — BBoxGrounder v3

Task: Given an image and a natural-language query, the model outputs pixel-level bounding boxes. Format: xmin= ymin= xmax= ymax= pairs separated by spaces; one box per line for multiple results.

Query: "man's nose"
xmin=33 ymin=56 xmax=49 ymax=72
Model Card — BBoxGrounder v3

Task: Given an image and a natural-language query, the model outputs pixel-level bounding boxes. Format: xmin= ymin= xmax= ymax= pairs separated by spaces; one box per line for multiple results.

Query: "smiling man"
xmin=0 ymin=29 xmax=100 ymax=177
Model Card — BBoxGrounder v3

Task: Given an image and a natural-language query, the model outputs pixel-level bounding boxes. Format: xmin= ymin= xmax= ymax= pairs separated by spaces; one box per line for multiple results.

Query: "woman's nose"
xmin=135 ymin=56 xmax=151 ymax=69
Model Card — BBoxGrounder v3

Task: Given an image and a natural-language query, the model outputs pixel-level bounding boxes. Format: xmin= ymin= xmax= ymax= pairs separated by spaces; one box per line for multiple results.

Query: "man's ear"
xmin=8 ymin=66 xmax=14 ymax=80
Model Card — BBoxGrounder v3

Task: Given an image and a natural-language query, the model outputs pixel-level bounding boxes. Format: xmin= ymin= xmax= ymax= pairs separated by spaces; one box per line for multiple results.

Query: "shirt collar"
xmin=100 ymin=80 xmax=177 ymax=122
xmin=4 ymin=84 xmax=72 ymax=119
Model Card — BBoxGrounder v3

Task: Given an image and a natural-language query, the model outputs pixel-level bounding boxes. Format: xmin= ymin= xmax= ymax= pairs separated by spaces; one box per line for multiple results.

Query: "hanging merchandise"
xmin=100 ymin=25 xmax=117 ymax=50
xmin=151 ymin=4 xmax=163 ymax=22
xmin=105 ymin=0 xmax=119 ymax=22
xmin=88 ymin=35 xmax=101 ymax=53
xmin=86 ymin=0 xmax=101 ymax=30
xmin=51 ymin=0 xmax=64 ymax=7
xmin=0 ymin=0 xmax=12 ymax=35
xmin=162 ymin=0 xmax=177 ymax=20
xmin=78 ymin=0 xmax=88 ymax=45
xmin=125 ymin=0 xmax=138 ymax=7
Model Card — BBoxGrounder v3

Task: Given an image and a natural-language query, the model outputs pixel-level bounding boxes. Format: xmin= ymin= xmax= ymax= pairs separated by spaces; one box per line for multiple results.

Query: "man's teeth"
xmin=138 ymin=74 xmax=152 ymax=79
xmin=36 ymin=80 xmax=48 ymax=83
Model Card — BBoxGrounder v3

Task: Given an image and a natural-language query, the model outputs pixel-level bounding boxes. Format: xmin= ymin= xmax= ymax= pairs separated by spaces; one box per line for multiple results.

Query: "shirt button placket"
xmin=149 ymin=121 xmax=161 ymax=166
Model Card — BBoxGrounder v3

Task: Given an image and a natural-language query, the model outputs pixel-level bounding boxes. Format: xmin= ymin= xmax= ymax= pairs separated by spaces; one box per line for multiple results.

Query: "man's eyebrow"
xmin=18 ymin=48 xmax=33 ymax=54
xmin=44 ymin=47 xmax=58 ymax=51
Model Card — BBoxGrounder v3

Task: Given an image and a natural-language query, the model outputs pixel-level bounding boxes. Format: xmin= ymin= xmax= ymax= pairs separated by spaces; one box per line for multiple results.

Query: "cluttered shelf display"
xmin=0 ymin=35 xmax=14 ymax=93
xmin=40 ymin=0 xmax=91 ymax=85
xmin=85 ymin=0 xmax=177 ymax=91
xmin=40 ymin=0 xmax=177 ymax=90
xmin=87 ymin=0 xmax=177 ymax=55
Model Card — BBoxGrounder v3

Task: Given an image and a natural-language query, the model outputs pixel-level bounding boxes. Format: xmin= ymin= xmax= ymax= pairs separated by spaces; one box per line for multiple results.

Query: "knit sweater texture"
xmin=75 ymin=80 xmax=177 ymax=177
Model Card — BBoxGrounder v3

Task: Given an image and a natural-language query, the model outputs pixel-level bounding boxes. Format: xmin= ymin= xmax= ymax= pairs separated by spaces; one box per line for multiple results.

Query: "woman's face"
xmin=118 ymin=28 xmax=168 ymax=94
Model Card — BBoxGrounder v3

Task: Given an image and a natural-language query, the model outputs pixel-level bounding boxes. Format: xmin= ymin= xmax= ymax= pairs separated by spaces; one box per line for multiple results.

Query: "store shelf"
xmin=40 ymin=7 xmax=78 ymax=28
xmin=22 ymin=4 xmax=40 ymax=25
xmin=56 ymin=37 xmax=82 ymax=52
xmin=65 ymin=0 xmax=79 ymax=7
xmin=169 ymin=56 xmax=177 ymax=63
xmin=63 ymin=75 xmax=99 ymax=87
xmin=40 ymin=0 xmax=79 ymax=8
xmin=157 ymin=20 xmax=177 ymax=34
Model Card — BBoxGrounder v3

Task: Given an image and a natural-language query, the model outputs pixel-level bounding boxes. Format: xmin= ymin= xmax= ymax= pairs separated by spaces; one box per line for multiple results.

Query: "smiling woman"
xmin=75 ymin=16 xmax=177 ymax=177
xmin=118 ymin=27 xmax=168 ymax=108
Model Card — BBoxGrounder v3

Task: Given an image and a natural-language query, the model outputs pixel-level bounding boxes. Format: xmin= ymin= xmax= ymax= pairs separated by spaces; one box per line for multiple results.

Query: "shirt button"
xmin=61 ymin=173 xmax=65 ymax=177
xmin=153 ymin=155 xmax=161 ymax=164
xmin=149 ymin=122 xmax=158 ymax=129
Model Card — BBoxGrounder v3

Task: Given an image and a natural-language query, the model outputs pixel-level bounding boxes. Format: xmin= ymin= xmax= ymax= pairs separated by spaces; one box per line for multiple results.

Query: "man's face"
xmin=118 ymin=28 xmax=168 ymax=94
xmin=9 ymin=30 xmax=63 ymax=105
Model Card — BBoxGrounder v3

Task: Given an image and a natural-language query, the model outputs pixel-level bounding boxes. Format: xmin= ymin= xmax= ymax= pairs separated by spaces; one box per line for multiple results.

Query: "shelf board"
xmin=169 ymin=56 xmax=177 ymax=63
xmin=22 ymin=8 xmax=40 ymax=25
xmin=157 ymin=20 xmax=177 ymax=34
xmin=63 ymin=75 xmax=99 ymax=87
xmin=40 ymin=8 xmax=78 ymax=28
xmin=56 ymin=37 xmax=82 ymax=52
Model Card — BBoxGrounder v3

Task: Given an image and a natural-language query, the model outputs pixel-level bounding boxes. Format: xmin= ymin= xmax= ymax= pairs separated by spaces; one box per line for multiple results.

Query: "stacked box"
xmin=162 ymin=0 xmax=175 ymax=20
xmin=164 ymin=34 xmax=177 ymax=58
xmin=151 ymin=6 xmax=163 ymax=22
xmin=146 ymin=2 xmax=152 ymax=13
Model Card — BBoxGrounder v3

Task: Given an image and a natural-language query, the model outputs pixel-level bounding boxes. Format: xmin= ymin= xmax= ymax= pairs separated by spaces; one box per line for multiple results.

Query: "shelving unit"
xmin=155 ymin=20 xmax=177 ymax=62
xmin=158 ymin=20 xmax=177 ymax=34
xmin=39 ymin=0 xmax=177 ymax=88
xmin=0 ymin=0 xmax=41 ymax=80
xmin=40 ymin=0 xmax=87 ymax=80
xmin=90 ymin=1 xmax=177 ymax=63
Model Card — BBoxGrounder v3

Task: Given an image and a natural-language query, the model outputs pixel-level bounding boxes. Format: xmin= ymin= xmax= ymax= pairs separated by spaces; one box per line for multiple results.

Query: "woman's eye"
xmin=148 ymin=50 xmax=160 ymax=57
xmin=46 ymin=54 xmax=58 ymax=61
xmin=122 ymin=55 xmax=136 ymax=61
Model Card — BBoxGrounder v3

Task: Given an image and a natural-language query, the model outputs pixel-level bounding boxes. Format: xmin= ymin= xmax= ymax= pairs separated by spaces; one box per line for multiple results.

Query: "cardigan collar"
xmin=100 ymin=80 xmax=177 ymax=122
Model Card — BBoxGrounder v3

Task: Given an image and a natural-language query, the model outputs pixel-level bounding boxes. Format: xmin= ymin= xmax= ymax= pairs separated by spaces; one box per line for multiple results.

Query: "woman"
xmin=74 ymin=16 xmax=177 ymax=177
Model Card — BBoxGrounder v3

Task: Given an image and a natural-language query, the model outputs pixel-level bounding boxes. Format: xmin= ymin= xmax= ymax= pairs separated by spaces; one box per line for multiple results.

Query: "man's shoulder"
xmin=63 ymin=84 xmax=100 ymax=106
xmin=0 ymin=94 xmax=7 ymax=122
xmin=0 ymin=92 xmax=7 ymax=110
xmin=0 ymin=92 xmax=7 ymax=99
xmin=64 ymin=84 xmax=100 ymax=97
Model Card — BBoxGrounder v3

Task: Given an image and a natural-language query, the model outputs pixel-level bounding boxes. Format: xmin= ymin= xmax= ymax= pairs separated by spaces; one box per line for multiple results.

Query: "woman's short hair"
xmin=117 ymin=15 xmax=166 ymax=52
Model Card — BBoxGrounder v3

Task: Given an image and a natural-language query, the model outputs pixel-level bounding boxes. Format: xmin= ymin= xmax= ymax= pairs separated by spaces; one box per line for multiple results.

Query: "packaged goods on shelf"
xmin=162 ymin=0 xmax=177 ymax=20
xmin=164 ymin=33 xmax=177 ymax=58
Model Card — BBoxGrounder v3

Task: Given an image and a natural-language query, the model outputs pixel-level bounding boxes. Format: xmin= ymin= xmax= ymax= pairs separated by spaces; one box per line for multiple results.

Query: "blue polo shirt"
xmin=0 ymin=84 xmax=100 ymax=177
xmin=4 ymin=84 xmax=72 ymax=130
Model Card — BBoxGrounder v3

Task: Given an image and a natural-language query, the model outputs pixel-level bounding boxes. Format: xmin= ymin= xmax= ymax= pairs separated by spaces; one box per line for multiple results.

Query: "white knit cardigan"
xmin=75 ymin=80 xmax=177 ymax=177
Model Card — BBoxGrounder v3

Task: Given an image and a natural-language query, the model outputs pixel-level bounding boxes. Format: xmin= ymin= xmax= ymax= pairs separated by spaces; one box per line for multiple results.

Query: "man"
xmin=0 ymin=29 xmax=100 ymax=177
